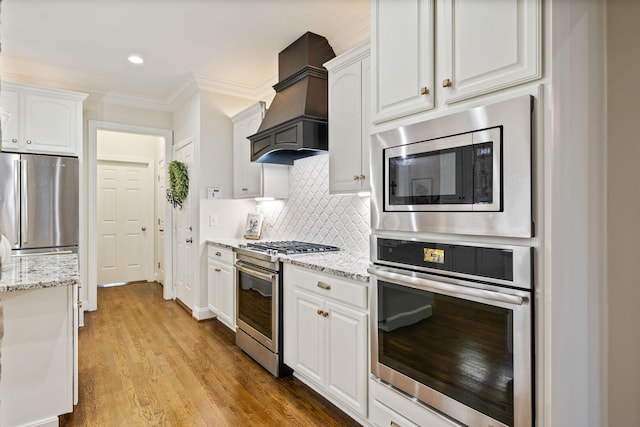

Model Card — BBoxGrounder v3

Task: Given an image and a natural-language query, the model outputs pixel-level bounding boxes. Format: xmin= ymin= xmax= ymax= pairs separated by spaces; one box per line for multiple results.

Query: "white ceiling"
xmin=0 ymin=0 xmax=370 ymax=110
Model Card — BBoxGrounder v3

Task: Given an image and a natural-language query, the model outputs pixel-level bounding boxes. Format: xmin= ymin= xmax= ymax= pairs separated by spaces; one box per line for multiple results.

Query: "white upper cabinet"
xmin=0 ymin=82 xmax=86 ymax=156
xmin=232 ymin=102 xmax=288 ymax=199
xmin=371 ymin=0 xmax=435 ymax=125
xmin=325 ymin=43 xmax=371 ymax=194
xmin=437 ymin=0 xmax=541 ymax=104
xmin=372 ymin=0 xmax=541 ymax=126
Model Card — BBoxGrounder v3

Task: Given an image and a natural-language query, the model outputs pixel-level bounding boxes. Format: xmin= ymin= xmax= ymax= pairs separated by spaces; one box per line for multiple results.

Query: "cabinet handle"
xmin=215 ymin=268 xmax=221 ymax=272
xmin=77 ymin=300 xmax=83 ymax=308
xmin=316 ymin=281 xmax=331 ymax=290
xmin=390 ymin=422 xmax=401 ymax=427
xmin=353 ymin=175 xmax=360 ymax=181
xmin=317 ymin=309 xmax=323 ymax=316
xmin=420 ymin=86 xmax=430 ymax=95
xmin=11 ymin=138 xmax=17 ymax=143
xmin=442 ymin=79 xmax=453 ymax=88
xmin=322 ymin=311 xmax=329 ymax=318
xmin=159 ymin=228 xmax=164 ymax=232
xmin=359 ymin=174 xmax=366 ymax=180
xmin=215 ymin=251 xmax=221 ymax=257
xmin=242 ymin=188 xmax=248 ymax=191
xmin=186 ymin=237 xmax=193 ymax=243
xmin=26 ymin=140 xmax=32 ymax=144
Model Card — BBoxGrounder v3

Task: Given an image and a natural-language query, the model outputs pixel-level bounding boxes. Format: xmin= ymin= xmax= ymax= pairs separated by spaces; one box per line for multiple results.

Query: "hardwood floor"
xmin=60 ymin=282 xmax=360 ymax=427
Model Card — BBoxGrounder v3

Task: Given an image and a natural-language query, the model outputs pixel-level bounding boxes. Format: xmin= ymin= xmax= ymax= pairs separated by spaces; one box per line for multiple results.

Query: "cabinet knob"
xmin=215 ymin=251 xmax=222 ymax=257
xmin=317 ymin=309 xmax=323 ymax=316
xmin=141 ymin=226 xmax=147 ymax=231
xmin=316 ymin=281 xmax=331 ymax=290
xmin=359 ymin=174 xmax=366 ymax=181
xmin=353 ymin=175 xmax=360 ymax=181
xmin=26 ymin=140 xmax=32 ymax=144
xmin=420 ymin=86 xmax=430 ymax=95
xmin=77 ymin=300 xmax=83 ymax=308
xmin=186 ymin=237 xmax=193 ymax=243
xmin=442 ymin=79 xmax=453 ymax=88
xmin=322 ymin=311 xmax=329 ymax=318
xmin=215 ymin=268 xmax=221 ymax=272
xmin=11 ymin=138 xmax=17 ymax=143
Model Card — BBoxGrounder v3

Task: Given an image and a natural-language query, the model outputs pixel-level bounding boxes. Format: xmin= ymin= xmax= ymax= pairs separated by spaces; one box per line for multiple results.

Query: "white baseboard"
xmin=192 ymin=305 xmax=215 ymax=320
xmin=21 ymin=416 xmax=59 ymax=427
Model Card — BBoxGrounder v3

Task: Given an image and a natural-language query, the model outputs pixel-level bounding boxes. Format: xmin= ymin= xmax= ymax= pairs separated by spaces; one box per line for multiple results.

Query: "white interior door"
xmin=97 ymin=160 xmax=153 ymax=285
xmin=172 ymin=142 xmax=194 ymax=309
xmin=156 ymin=158 xmax=166 ymax=285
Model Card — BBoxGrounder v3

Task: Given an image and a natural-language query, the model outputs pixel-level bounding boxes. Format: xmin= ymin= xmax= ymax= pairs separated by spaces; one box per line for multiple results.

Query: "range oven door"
xmin=385 ymin=128 xmax=500 ymax=212
xmin=235 ymin=259 xmax=278 ymax=353
xmin=369 ymin=266 xmax=532 ymax=427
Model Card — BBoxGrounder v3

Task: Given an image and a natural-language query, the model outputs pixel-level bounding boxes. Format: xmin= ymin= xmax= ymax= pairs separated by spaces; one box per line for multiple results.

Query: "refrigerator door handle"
xmin=13 ymin=159 xmax=20 ymax=245
xmin=21 ymin=159 xmax=29 ymax=244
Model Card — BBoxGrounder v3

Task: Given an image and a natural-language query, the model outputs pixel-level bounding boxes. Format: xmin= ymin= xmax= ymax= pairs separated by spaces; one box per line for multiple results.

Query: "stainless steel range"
xmin=233 ymin=241 xmax=339 ymax=377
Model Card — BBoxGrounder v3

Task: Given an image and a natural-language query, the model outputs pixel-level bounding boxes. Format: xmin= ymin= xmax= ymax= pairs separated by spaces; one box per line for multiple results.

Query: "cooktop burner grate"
xmin=246 ymin=240 xmax=340 ymax=255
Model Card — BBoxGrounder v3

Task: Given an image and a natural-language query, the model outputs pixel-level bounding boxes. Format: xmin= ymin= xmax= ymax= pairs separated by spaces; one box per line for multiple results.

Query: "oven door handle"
xmin=368 ymin=267 xmax=526 ymax=306
xmin=235 ymin=261 xmax=276 ymax=282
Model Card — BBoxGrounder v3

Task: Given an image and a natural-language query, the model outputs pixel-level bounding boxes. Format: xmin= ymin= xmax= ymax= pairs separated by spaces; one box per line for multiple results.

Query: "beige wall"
xmin=607 ymin=1 xmax=640 ymax=425
xmin=96 ymin=130 xmax=164 ymax=160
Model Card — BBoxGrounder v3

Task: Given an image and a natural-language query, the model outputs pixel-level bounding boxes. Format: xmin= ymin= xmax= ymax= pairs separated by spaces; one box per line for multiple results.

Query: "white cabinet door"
xmin=326 ymin=300 xmax=368 ymax=417
xmin=293 ymin=289 xmax=325 ymax=385
xmin=233 ymin=105 xmax=264 ymax=198
xmin=438 ymin=0 xmax=541 ymax=104
xmin=327 ymin=44 xmax=371 ymax=194
xmin=216 ymin=263 xmax=235 ymax=329
xmin=372 ymin=0 xmax=435 ymax=124
xmin=23 ymin=93 xmax=79 ymax=155
xmin=232 ymin=102 xmax=289 ymax=199
xmin=0 ymin=87 xmax=21 ymax=150
xmin=207 ymin=246 xmax=235 ymax=330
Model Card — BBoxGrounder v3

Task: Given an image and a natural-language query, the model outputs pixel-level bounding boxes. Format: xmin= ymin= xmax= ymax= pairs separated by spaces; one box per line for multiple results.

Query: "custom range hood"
xmin=249 ymin=32 xmax=335 ymax=165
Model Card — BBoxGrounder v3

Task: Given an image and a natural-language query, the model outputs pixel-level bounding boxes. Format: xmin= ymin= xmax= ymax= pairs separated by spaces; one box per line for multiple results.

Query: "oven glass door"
xmin=237 ymin=265 xmax=276 ymax=351
xmin=372 ymin=269 xmax=531 ymax=427
xmin=384 ymin=128 xmax=500 ymax=212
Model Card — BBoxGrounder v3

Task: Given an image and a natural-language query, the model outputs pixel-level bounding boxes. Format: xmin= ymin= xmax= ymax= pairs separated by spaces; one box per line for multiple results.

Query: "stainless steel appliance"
xmin=0 ymin=153 xmax=79 ymax=254
xmin=371 ymin=94 xmax=533 ymax=238
xmin=369 ymin=236 xmax=533 ymax=427
xmin=233 ymin=241 xmax=339 ymax=377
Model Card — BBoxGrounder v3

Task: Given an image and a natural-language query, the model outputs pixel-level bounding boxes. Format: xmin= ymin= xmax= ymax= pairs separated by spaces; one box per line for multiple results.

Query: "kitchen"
xmin=0 ymin=1 xmax=637 ymax=427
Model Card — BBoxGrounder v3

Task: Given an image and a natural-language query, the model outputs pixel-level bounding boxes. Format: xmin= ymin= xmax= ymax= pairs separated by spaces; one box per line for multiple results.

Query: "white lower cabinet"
xmin=0 ymin=285 xmax=76 ymax=427
xmin=207 ymin=245 xmax=235 ymax=330
xmin=283 ymin=264 xmax=369 ymax=419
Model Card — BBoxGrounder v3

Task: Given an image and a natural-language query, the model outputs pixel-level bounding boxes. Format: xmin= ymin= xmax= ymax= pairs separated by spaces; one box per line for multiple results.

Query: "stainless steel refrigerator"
xmin=0 ymin=152 xmax=79 ymax=254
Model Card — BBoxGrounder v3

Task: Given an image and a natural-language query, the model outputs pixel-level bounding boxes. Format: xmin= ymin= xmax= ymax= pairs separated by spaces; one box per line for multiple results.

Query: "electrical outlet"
xmin=209 ymin=215 xmax=218 ymax=227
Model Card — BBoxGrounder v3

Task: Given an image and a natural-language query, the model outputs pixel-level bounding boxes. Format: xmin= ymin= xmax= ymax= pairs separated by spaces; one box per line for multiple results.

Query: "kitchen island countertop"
xmin=0 ymin=253 xmax=79 ymax=293
xmin=207 ymin=239 xmax=370 ymax=283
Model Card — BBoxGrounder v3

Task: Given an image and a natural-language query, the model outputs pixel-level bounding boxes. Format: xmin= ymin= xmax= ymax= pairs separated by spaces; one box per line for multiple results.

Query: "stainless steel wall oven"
xmin=371 ymin=94 xmax=533 ymax=238
xmin=369 ymin=236 xmax=533 ymax=427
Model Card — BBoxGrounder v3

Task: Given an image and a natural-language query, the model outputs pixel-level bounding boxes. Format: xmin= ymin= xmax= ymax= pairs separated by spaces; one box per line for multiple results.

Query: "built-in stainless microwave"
xmin=371 ymin=95 xmax=533 ymax=238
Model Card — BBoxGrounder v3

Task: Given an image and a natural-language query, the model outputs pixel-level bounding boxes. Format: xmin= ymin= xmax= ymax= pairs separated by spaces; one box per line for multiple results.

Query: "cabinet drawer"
xmin=288 ymin=265 xmax=368 ymax=310
xmin=372 ymin=399 xmax=420 ymax=427
xmin=207 ymin=245 xmax=233 ymax=264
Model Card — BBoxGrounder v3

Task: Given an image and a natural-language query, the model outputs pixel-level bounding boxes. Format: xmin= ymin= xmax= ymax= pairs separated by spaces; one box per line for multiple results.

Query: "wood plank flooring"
xmin=60 ymin=282 xmax=360 ymax=427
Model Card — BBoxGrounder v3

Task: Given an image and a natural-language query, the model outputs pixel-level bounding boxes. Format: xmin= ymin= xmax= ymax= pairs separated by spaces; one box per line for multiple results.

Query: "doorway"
xmin=86 ymin=121 xmax=173 ymax=314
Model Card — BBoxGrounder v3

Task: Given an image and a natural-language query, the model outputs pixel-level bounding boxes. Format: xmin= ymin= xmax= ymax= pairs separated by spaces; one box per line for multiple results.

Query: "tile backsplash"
xmin=259 ymin=154 xmax=370 ymax=253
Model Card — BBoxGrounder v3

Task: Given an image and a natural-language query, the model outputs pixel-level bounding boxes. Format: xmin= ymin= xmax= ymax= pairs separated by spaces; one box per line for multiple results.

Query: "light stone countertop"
xmin=207 ymin=239 xmax=370 ymax=283
xmin=0 ymin=253 xmax=79 ymax=293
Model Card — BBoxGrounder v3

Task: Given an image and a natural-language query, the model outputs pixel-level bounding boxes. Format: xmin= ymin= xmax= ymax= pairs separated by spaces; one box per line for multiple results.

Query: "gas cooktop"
xmin=246 ymin=240 xmax=340 ymax=255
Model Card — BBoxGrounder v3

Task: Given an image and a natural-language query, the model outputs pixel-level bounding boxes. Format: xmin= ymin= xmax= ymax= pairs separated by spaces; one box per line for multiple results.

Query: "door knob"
xmin=141 ymin=226 xmax=147 ymax=231
xmin=186 ymin=237 xmax=193 ymax=243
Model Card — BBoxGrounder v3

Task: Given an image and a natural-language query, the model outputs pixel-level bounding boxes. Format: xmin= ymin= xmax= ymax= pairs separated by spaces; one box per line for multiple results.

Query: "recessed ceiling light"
xmin=127 ymin=54 xmax=144 ymax=65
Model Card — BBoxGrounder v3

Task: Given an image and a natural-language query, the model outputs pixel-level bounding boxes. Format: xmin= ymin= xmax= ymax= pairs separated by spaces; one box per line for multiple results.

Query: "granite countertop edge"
xmin=0 ymin=253 xmax=80 ymax=293
xmin=206 ymin=239 xmax=370 ymax=283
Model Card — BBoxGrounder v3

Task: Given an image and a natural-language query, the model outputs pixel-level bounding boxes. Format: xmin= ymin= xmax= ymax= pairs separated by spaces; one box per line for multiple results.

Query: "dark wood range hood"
xmin=248 ymin=32 xmax=335 ymax=165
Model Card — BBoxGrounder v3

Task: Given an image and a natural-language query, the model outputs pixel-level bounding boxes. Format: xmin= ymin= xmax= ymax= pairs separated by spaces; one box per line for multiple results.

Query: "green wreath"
xmin=167 ymin=160 xmax=189 ymax=208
